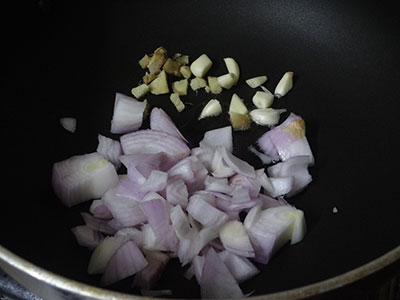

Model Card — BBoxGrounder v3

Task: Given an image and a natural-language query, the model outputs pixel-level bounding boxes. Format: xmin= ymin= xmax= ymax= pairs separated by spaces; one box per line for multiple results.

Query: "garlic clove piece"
xmin=198 ymin=99 xmax=222 ymax=120
xmin=252 ymin=89 xmax=274 ymax=109
xmin=229 ymin=93 xmax=248 ymax=115
xmin=190 ymin=54 xmax=213 ymax=78
xmin=249 ymin=108 xmax=286 ymax=126
xmin=223 ymin=58 xmax=240 ymax=85
xmin=246 ymin=76 xmax=268 ymax=88
xmin=217 ymin=73 xmax=236 ymax=89
xmin=274 ymin=72 xmax=294 ymax=98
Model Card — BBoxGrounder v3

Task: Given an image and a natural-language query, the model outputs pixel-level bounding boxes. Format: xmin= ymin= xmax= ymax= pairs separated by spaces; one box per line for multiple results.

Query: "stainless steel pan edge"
xmin=1 ymin=244 xmax=399 ymax=300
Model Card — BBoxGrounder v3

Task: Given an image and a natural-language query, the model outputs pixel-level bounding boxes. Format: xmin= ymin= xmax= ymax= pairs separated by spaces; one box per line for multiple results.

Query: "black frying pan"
xmin=2 ymin=0 xmax=400 ymax=299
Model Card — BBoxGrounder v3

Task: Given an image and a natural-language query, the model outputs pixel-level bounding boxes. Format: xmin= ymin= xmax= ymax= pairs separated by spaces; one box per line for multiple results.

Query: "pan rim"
xmin=0 ymin=244 xmax=399 ymax=299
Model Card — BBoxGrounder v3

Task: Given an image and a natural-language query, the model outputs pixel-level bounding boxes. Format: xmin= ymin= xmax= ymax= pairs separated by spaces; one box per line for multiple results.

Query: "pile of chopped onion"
xmin=53 ymin=92 xmax=313 ymax=298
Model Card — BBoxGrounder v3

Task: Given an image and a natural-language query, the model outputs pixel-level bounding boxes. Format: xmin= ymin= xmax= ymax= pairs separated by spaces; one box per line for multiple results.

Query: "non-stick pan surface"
xmin=2 ymin=0 xmax=400 ymax=298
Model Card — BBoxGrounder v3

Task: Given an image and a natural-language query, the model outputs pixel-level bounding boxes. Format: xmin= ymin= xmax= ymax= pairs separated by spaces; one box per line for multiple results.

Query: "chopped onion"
xmin=218 ymin=250 xmax=259 ymax=283
xmin=120 ymin=129 xmax=190 ymax=158
xmin=219 ymin=220 xmax=255 ymax=257
xmin=89 ymin=199 xmax=113 ymax=219
xmin=133 ymin=250 xmax=169 ymax=290
xmin=71 ymin=225 xmax=103 ymax=250
xmin=200 ymin=247 xmax=244 ymax=299
xmin=87 ymin=235 xmax=127 ymax=274
xmin=110 ymin=93 xmax=147 ymax=134
xmin=59 ymin=117 xmax=76 ymax=133
xmin=258 ymin=113 xmax=314 ymax=164
xmin=186 ymin=194 xmax=228 ymax=228
xmin=166 ymin=178 xmax=189 ymax=208
xmin=101 ymin=241 xmax=147 ymax=286
xmin=52 ymin=153 xmax=119 ymax=207
xmin=149 ymin=107 xmax=187 ymax=142
xmin=199 ymin=126 xmax=233 ymax=152
xmin=96 ymin=134 xmax=122 ymax=169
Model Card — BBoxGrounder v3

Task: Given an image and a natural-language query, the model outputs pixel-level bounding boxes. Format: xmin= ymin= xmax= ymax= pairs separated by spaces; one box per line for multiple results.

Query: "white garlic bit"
xmin=246 ymin=75 xmax=268 ymax=88
xmin=199 ymin=99 xmax=222 ymax=120
xmin=249 ymin=108 xmax=286 ymax=126
xmin=190 ymin=54 xmax=213 ymax=78
xmin=60 ymin=117 xmax=77 ymax=133
xmin=252 ymin=90 xmax=274 ymax=109
xmin=223 ymin=58 xmax=240 ymax=85
xmin=274 ymin=71 xmax=294 ymax=98
xmin=218 ymin=73 xmax=236 ymax=89
xmin=229 ymin=93 xmax=248 ymax=114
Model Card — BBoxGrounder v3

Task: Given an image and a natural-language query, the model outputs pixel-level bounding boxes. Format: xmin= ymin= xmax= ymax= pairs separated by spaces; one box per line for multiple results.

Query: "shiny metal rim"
xmin=0 ymin=244 xmax=399 ymax=300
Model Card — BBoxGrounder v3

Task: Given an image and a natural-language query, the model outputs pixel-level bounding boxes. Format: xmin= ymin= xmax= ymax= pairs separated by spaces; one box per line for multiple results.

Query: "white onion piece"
xmin=52 ymin=153 xmax=119 ymax=207
xmin=102 ymin=188 xmax=146 ymax=227
xmin=170 ymin=205 xmax=193 ymax=240
xmin=210 ymin=148 xmax=235 ymax=178
xmin=191 ymin=147 xmax=214 ymax=172
xmin=248 ymin=145 xmax=274 ymax=164
xmin=219 ymin=146 xmax=256 ymax=178
xmin=120 ymin=152 xmax=180 ymax=176
xmin=257 ymin=193 xmax=286 ymax=209
xmin=219 ymin=220 xmax=255 ymax=257
xmin=204 ymin=176 xmax=234 ymax=194
xmin=115 ymin=178 xmax=146 ymax=201
xmin=258 ymin=113 xmax=314 ymax=164
xmin=167 ymin=156 xmax=208 ymax=193
xmin=150 ymin=107 xmax=187 ymax=143
xmin=59 ymin=117 xmax=76 ymax=133
xmin=200 ymin=247 xmax=244 ymax=299
xmin=88 ymin=235 xmax=127 ymax=274
xmin=187 ymin=194 xmax=228 ymax=228
xmin=192 ymin=255 xmax=205 ymax=283
xmin=166 ymin=178 xmax=188 ymax=208
xmin=256 ymin=166 xmax=294 ymax=197
xmin=96 ymin=134 xmax=122 ymax=169
xmin=218 ymin=250 xmax=260 ymax=283
xmin=141 ymin=224 xmax=167 ymax=251
xmin=229 ymin=174 xmax=261 ymax=198
xmin=71 ymin=225 xmax=103 ymax=250
xmin=139 ymin=170 xmax=168 ymax=193
xmin=133 ymin=250 xmax=169 ymax=290
xmin=101 ymin=241 xmax=147 ymax=286
xmin=243 ymin=203 xmax=263 ymax=231
xmin=110 ymin=93 xmax=147 ymax=134
xmin=115 ymin=227 xmax=143 ymax=247
xmin=248 ymin=206 xmax=303 ymax=264
xmin=89 ymin=199 xmax=113 ymax=219
xmin=267 ymin=156 xmax=312 ymax=197
xmin=199 ymin=126 xmax=233 ymax=152
xmin=81 ymin=213 xmax=117 ymax=235
xmin=141 ymin=196 xmax=178 ymax=252
xmin=120 ymin=129 xmax=190 ymax=158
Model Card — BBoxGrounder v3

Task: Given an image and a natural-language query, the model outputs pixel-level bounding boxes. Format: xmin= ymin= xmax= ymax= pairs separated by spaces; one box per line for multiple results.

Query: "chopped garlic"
xmin=249 ymin=108 xmax=286 ymax=126
xmin=190 ymin=77 xmax=208 ymax=91
xmin=169 ymin=93 xmax=185 ymax=112
xmin=163 ymin=58 xmax=181 ymax=77
xmin=229 ymin=112 xmax=251 ymax=131
xmin=190 ymin=54 xmax=213 ymax=78
xmin=199 ymin=99 xmax=222 ymax=120
xmin=208 ymin=77 xmax=222 ymax=94
xmin=174 ymin=54 xmax=189 ymax=65
xmin=131 ymin=84 xmax=149 ymax=99
xmin=180 ymin=66 xmax=192 ymax=79
xmin=274 ymin=71 xmax=294 ymax=98
xmin=252 ymin=90 xmax=274 ymax=108
xmin=218 ymin=73 xmax=236 ymax=89
xmin=138 ymin=55 xmax=150 ymax=69
xmin=246 ymin=76 xmax=268 ymax=88
xmin=149 ymin=70 xmax=169 ymax=95
xmin=229 ymin=93 xmax=248 ymax=114
xmin=147 ymin=47 xmax=168 ymax=74
xmin=172 ymin=79 xmax=188 ymax=95
xmin=223 ymin=58 xmax=240 ymax=85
